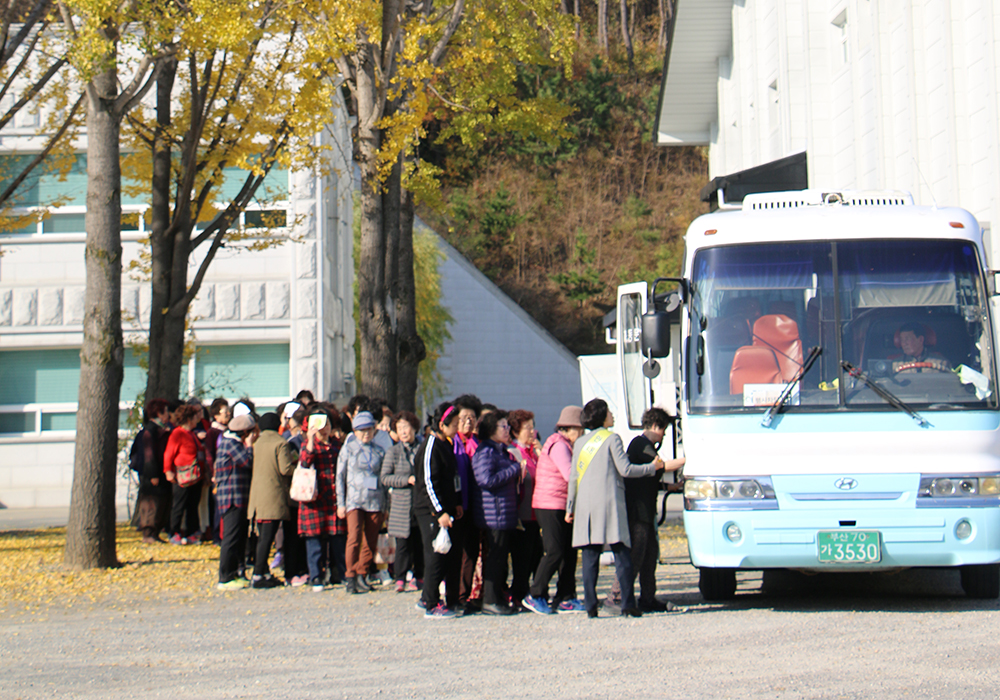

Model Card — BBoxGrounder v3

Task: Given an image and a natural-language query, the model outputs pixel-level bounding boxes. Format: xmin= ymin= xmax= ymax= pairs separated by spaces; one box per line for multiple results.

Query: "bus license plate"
xmin=817 ymin=530 xmax=881 ymax=564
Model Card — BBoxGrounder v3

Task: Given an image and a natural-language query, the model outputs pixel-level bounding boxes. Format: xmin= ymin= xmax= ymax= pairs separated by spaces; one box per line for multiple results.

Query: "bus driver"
xmin=892 ymin=322 xmax=951 ymax=372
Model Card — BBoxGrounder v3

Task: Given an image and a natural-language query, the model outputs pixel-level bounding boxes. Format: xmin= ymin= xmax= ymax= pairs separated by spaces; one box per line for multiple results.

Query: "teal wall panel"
xmin=194 ymin=344 xmax=290 ymax=398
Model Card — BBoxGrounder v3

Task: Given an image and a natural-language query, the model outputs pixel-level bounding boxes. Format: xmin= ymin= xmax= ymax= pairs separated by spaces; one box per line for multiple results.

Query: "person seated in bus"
xmin=889 ymin=322 xmax=951 ymax=372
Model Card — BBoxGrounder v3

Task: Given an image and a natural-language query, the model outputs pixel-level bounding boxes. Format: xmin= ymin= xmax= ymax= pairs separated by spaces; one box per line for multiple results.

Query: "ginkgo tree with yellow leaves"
xmin=57 ymin=0 xmax=170 ymax=569
xmin=329 ymin=0 xmax=576 ymax=411
xmin=122 ymin=0 xmax=341 ymax=404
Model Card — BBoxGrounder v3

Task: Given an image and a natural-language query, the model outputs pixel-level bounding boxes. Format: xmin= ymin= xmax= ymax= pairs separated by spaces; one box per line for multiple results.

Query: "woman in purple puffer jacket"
xmin=471 ymin=410 xmax=520 ymax=616
xmin=522 ymin=406 xmax=587 ymax=616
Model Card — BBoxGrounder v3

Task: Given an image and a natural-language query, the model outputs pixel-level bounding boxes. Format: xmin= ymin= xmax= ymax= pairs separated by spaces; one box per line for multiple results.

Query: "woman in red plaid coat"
xmin=298 ymin=406 xmax=345 ymax=591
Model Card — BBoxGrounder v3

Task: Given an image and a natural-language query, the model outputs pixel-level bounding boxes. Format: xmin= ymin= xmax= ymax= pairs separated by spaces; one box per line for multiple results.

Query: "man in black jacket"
xmin=607 ymin=408 xmax=684 ymax=612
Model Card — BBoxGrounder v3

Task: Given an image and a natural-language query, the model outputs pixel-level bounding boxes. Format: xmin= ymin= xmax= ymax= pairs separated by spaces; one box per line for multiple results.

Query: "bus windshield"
xmin=688 ymin=239 xmax=996 ymax=413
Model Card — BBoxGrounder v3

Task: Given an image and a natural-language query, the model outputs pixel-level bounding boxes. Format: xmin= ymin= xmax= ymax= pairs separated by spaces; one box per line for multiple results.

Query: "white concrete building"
xmin=657 ymin=0 xmax=1000 ymax=245
xmin=0 ymin=101 xmax=355 ymax=509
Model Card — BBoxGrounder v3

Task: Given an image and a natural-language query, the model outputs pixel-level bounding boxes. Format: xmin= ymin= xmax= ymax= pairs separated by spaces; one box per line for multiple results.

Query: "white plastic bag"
xmin=432 ymin=526 xmax=452 ymax=554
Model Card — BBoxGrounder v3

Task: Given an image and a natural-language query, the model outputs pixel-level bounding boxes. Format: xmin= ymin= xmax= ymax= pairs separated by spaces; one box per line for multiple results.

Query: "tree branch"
xmin=0 ymin=91 xmax=84 ymax=207
xmin=429 ymin=0 xmax=464 ymax=67
xmin=1 ymin=0 xmax=52 ymax=66
xmin=175 ymin=130 xmax=289 ymax=313
xmin=0 ymin=53 xmax=66 ymax=132
xmin=115 ymin=39 xmax=178 ymax=116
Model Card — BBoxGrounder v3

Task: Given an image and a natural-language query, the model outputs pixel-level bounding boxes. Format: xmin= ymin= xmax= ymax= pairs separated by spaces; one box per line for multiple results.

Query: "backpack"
xmin=129 ymin=431 xmax=145 ymax=474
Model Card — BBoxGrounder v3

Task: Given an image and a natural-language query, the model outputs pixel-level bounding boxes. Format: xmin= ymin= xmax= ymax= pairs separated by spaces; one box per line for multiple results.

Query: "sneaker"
xmin=189 ymin=530 xmax=203 ymax=544
xmin=415 ymin=599 xmax=427 ymax=611
xmin=395 ymin=580 xmax=406 ymax=593
xmin=289 ymin=575 xmax=309 ymax=587
xmin=270 ymin=552 xmax=283 ymax=570
xmin=556 ymin=599 xmax=587 ymax=614
xmin=522 ymin=595 xmax=555 ymax=616
xmin=169 ymin=534 xmax=185 ymax=546
xmin=424 ymin=603 xmax=457 ymax=620
xmin=406 ymin=578 xmax=421 ymax=592
xmin=310 ymin=578 xmax=325 ymax=592
xmin=251 ymin=575 xmax=283 ymax=589
xmin=216 ymin=578 xmax=249 ymax=591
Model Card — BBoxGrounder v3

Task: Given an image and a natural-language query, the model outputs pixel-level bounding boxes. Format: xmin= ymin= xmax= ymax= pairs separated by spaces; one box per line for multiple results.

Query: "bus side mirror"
xmin=642 ymin=311 xmax=671 ymax=358
xmin=989 ymin=271 xmax=1000 ymax=296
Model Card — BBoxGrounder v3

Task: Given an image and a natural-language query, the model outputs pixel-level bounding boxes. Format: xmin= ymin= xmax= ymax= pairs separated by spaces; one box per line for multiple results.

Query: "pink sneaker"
xmin=395 ymin=580 xmax=406 ymax=593
xmin=406 ymin=579 xmax=421 ymax=592
xmin=290 ymin=575 xmax=309 ymax=587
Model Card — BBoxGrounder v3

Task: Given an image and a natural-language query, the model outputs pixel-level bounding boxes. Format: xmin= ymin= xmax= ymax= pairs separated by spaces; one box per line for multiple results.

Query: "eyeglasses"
xmin=497 ymin=423 xmax=510 ymax=431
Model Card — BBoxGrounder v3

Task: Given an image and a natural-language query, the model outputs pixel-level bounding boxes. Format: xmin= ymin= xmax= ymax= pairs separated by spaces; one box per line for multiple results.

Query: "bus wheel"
xmin=699 ymin=567 xmax=737 ymax=601
xmin=960 ymin=564 xmax=1000 ymax=599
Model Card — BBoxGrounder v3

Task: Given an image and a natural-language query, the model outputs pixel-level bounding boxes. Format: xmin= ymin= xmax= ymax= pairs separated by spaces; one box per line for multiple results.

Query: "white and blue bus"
xmin=617 ymin=189 xmax=1000 ymax=600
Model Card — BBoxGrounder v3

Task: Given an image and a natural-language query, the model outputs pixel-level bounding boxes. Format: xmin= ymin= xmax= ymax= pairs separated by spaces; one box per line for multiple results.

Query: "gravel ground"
xmin=3 ymin=546 xmax=1000 ymax=700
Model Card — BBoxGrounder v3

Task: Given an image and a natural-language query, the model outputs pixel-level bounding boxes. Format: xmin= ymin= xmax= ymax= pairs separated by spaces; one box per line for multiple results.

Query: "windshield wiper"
xmin=841 ymin=361 xmax=930 ymax=428
xmin=761 ymin=346 xmax=822 ymax=428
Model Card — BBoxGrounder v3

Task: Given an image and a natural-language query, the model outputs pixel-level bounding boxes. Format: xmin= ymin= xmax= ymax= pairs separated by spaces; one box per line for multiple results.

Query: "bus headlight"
xmin=684 ymin=477 xmax=777 ymax=510
xmin=917 ymin=474 xmax=1000 ymax=507
xmin=685 ymin=479 xmax=715 ymax=500
xmin=980 ymin=478 xmax=1000 ymax=495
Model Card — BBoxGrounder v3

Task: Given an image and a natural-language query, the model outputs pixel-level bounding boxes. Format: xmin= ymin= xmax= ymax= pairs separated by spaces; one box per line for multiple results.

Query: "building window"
xmin=244 ymin=209 xmax=287 ymax=229
xmin=832 ymin=10 xmax=848 ymax=67
xmin=0 ymin=343 xmax=290 ymax=435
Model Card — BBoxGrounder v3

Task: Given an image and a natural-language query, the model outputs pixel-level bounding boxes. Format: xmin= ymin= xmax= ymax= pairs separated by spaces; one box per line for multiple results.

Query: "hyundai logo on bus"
xmin=835 ymin=478 xmax=858 ymax=491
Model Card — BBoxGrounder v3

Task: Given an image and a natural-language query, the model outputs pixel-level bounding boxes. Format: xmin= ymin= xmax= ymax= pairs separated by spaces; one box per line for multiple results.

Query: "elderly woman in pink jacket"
xmin=521 ymin=406 xmax=587 ymax=615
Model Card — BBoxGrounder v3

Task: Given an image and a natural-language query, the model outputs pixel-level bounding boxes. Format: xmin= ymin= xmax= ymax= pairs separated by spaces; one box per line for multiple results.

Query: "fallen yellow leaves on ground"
xmin=0 ymin=521 xmax=691 ymax=619
xmin=0 ymin=523 xmax=218 ymax=618
xmin=659 ymin=522 xmax=689 ymax=559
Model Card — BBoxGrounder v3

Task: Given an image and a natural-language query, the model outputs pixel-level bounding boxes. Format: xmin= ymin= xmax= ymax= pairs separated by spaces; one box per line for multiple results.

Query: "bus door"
xmin=616 ymin=282 xmax=651 ymax=433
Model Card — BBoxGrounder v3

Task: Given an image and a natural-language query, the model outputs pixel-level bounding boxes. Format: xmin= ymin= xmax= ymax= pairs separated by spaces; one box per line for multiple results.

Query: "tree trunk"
xmin=396 ymin=182 xmax=424 ymax=412
xmin=383 ymin=152 xmax=401 ymax=400
xmin=65 ymin=59 xmax=124 ymax=570
xmin=355 ymin=40 xmax=396 ymax=400
xmin=620 ymin=0 xmax=634 ymax=69
xmin=144 ymin=55 xmax=180 ymax=402
xmin=658 ymin=0 xmax=669 ymax=51
xmin=598 ymin=0 xmax=609 ymax=54
xmin=574 ymin=0 xmax=581 ymax=39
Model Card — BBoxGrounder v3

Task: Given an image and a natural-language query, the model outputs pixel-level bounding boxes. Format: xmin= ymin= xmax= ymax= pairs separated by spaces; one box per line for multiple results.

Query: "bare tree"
xmin=597 ymin=0 xmax=609 ymax=54
xmin=620 ymin=0 xmax=634 ymax=69
xmin=658 ymin=0 xmax=672 ymax=52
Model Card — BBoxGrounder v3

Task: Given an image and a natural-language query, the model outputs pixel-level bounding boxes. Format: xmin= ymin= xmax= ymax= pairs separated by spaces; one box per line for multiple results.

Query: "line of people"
xmin=130 ymin=390 xmax=684 ymax=618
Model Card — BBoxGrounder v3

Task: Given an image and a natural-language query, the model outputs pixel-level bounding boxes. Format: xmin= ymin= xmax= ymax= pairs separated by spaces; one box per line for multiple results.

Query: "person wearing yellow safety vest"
xmin=566 ymin=398 xmax=667 ymax=619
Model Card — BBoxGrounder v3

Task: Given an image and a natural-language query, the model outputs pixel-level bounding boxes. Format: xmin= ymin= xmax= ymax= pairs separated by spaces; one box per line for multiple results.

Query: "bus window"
xmin=689 ymin=242 xmax=833 ymax=412
xmin=619 ymin=290 xmax=648 ymax=429
xmin=688 ymin=239 xmax=996 ymax=413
